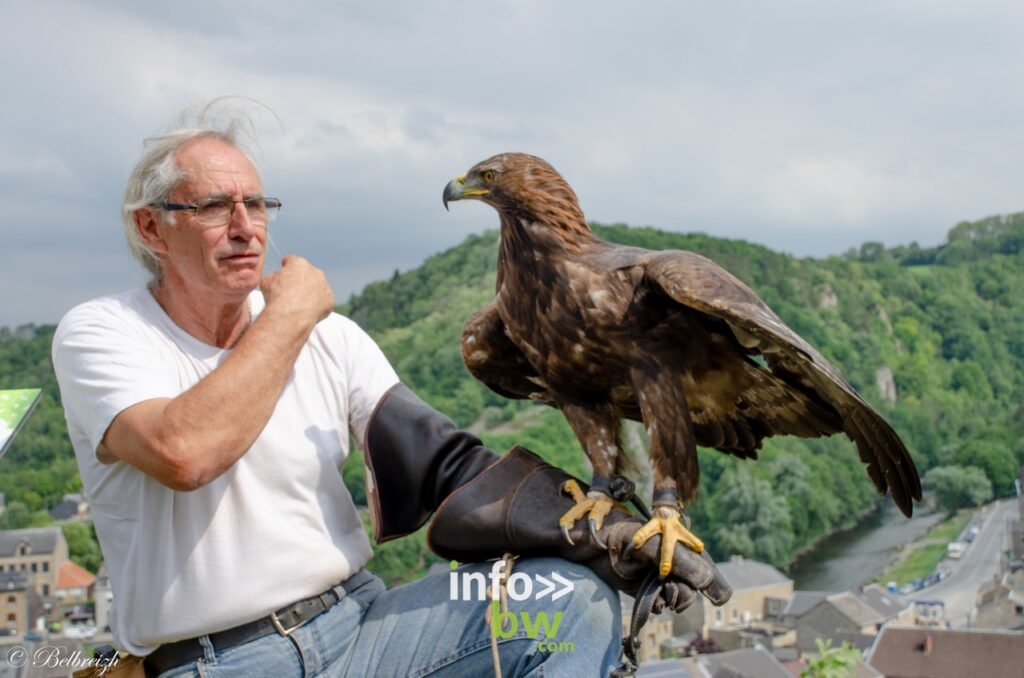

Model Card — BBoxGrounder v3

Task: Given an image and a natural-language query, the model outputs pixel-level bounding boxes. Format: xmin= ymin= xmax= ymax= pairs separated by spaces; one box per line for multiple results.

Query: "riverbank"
xmin=787 ymin=503 xmax=879 ymax=565
xmin=786 ymin=499 xmax=946 ymax=591
xmin=872 ymin=509 xmax=973 ymax=586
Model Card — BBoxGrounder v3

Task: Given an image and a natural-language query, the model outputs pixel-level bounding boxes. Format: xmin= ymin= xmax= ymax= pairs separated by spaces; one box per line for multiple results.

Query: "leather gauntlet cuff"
xmin=427 ymin=445 xmax=650 ymax=593
xmin=364 ymin=384 xmax=499 ymax=543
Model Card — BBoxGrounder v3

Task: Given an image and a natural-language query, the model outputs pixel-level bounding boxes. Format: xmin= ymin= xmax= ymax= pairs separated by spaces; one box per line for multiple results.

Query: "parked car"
xmin=0 ymin=627 xmax=16 ymax=636
xmin=23 ymin=631 xmax=44 ymax=642
xmin=64 ymin=624 xmax=97 ymax=639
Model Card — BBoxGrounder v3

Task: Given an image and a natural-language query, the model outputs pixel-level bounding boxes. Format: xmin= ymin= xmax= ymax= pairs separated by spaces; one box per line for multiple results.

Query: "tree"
xmin=710 ymin=467 xmax=794 ymax=566
xmin=0 ymin=501 xmax=31 ymax=530
xmin=341 ymin=449 xmax=367 ymax=506
xmin=924 ymin=466 xmax=992 ymax=513
xmin=802 ymin=639 xmax=861 ymax=678
xmin=62 ymin=522 xmax=103 ymax=573
xmin=952 ymin=440 xmax=1017 ymax=496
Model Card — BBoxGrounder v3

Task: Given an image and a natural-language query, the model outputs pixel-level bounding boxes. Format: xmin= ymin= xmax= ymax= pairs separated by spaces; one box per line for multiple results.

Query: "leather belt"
xmin=144 ymin=569 xmax=373 ymax=676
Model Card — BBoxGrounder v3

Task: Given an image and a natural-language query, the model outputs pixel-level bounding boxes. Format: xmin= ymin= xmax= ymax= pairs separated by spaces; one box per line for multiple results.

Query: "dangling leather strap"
xmin=612 ymin=570 xmax=662 ymax=676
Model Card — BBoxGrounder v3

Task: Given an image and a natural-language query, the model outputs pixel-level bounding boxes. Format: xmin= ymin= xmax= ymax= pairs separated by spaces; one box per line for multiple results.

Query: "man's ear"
xmin=135 ymin=207 xmax=170 ymax=256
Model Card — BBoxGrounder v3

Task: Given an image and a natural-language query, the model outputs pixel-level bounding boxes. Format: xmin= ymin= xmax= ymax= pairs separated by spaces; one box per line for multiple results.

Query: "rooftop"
xmin=56 ymin=561 xmax=95 ymax=590
xmin=783 ymin=590 xmax=828 ymax=618
xmin=823 ymin=584 xmax=909 ymax=627
xmin=0 ymin=527 xmax=60 ymax=558
xmin=867 ymin=627 xmax=1024 ymax=678
xmin=639 ymin=647 xmax=792 ymax=678
xmin=826 ymin=591 xmax=887 ymax=627
xmin=858 ymin=584 xmax=907 ymax=618
xmin=681 ymin=646 xmax=791 ymax=678
xmin=716 ymin=556 xmax=791 ymax=592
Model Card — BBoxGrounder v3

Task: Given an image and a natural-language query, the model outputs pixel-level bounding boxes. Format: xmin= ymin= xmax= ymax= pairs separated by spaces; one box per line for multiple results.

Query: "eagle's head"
xmin=443 ymin=153 xmax=585 ymax=227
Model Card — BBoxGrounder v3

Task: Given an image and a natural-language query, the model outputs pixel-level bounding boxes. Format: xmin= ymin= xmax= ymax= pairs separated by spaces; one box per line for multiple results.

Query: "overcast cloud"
xmin=2 ymin=1 xmax=1024 ymax=327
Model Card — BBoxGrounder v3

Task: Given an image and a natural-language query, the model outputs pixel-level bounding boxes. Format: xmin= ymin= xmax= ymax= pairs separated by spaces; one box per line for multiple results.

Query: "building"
xmin=93 ymin=562 xmax=112 ymax=632
xmin=781 ymin=590 xmax=827 ymax=625
xmin=707 ymin=622 xmax=796 ymax=653
xmin=48 ymin=494 xmax=89 ymax=522
xmin=674 ymin=556 xmax=793 ymax=639
xmin=793 ymin=584 xmax=913 ymax=651
xmin=1009 ymin=500 xmax=1023 ymax=565
xmin=866 ymin=627 xmax=1024 ymax=677
xmin=974 ymin=569 xmax=1024 ymax=631
xmin=0 ymin=571 xmax=28 ymax=635
xmin=620 ymin=592 xmax=675 ymax=663
xmin=0 ymin=527 xmax=68 ymax=598
xmin=55 ymin=560 xmax=95 ymax=605
xmin=671 ymin=647 xmax=790 ymax=678
xmin=911 ymin=599 xmax=946 ymax=627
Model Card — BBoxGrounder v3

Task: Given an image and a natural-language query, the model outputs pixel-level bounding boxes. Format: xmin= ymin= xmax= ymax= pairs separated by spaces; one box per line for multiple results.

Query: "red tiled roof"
xmin=56 ymin=561 xmax=95 ymax=590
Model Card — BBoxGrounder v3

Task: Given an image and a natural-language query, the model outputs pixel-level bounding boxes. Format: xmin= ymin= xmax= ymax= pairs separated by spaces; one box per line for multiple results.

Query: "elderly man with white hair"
xmin=52 ymin=105 xmax=728 ymax=677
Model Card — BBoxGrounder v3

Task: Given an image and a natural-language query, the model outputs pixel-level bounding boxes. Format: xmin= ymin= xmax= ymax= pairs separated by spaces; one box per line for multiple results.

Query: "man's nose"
xmin=227 ymin=201 xmax=258 ymax=238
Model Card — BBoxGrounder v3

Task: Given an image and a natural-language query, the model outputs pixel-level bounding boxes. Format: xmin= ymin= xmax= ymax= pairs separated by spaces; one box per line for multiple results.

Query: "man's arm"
xmin=102 ymin=256 xmax=334 ymax=491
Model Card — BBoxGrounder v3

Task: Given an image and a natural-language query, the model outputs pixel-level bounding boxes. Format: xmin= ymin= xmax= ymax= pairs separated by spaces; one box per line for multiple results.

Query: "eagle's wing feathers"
xmin=682 ymin=347 xmax=845 ymax=459
xmin=461 ymin=300 xmax=555 ymax=405
xmin=633 ymin=249 xmax=922 ymax=516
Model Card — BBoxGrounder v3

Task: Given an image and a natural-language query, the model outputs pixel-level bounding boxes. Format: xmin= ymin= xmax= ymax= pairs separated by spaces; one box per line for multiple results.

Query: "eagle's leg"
xmin=629 ymin=366 xmax=705 ymax=577
xmin=558 ymin=401 xmax=626 ymax=548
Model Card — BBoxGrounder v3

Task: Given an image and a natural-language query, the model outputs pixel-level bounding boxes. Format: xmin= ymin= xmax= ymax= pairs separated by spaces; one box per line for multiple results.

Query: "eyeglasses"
xmin=152 ymin=197 xmax=282 ymax=228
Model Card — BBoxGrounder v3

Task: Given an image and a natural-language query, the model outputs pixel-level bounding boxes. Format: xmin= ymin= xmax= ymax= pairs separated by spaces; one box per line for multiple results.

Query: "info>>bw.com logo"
xmin=448 ymin=559 xmax=575 ymax=602
xmin=448 ymin=559 xmax=577 ymax=653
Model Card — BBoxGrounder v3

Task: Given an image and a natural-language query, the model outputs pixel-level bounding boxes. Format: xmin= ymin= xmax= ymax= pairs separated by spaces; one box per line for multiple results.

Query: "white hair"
xmin=121 ymin=98 xmax=268 ymax=278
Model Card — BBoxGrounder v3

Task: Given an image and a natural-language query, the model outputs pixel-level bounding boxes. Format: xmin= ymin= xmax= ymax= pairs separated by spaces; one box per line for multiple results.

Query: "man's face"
xmin=155 ymin=137 xmax=268 ymax=304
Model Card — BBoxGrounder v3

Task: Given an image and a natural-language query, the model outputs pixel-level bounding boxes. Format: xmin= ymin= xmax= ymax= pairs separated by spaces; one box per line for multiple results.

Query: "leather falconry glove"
xmin=363 ymin=384 xmax=732 ymax=613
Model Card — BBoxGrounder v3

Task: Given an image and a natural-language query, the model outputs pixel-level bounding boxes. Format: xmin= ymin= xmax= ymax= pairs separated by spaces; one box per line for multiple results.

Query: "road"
xmin=917 ymin=499 xmax=1016 ymax=627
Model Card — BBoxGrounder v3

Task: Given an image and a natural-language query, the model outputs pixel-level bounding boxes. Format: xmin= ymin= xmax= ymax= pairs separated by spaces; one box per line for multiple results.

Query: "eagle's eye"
xmin=481 ymin=170 xmax=496 ymax=183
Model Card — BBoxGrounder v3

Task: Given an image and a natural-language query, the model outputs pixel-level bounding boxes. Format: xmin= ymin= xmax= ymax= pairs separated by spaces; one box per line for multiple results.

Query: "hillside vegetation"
xmin=1 ymin=214 xmax=1022 ymax=579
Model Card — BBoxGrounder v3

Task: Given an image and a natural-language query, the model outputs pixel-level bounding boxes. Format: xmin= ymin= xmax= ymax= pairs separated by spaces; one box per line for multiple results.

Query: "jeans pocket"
xmin=158 ymin=660 xmax=202 ymax=678
xmin=348 ymin=577 xmax=385 ymax=614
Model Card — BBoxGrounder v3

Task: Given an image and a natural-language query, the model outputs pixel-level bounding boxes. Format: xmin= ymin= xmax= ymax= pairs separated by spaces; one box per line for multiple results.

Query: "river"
xmin=786 ymin=499 xmax=945 ymax=592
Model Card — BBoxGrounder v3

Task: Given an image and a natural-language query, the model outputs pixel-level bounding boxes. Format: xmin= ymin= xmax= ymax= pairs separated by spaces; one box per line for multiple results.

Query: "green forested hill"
xmin=1 ymin=215 xmax=1022 ymax=576
xmin=343 ymin=216 xmax=1024 ymax=567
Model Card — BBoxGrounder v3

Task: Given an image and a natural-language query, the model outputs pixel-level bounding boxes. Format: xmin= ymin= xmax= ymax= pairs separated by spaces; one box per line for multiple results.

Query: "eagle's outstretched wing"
xmin=626 ymin=247 xmax=922 ymax=517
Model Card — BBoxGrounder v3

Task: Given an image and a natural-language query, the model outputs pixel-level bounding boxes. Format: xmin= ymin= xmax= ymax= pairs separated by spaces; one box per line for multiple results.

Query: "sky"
xmin=3 ymin=1 xmax=1024 ymax=327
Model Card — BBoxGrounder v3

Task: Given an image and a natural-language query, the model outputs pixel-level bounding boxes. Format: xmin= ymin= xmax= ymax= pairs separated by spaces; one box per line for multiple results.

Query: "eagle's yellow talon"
xmin=560 ymin=479 xmax=587 ymax=505
xmin=631 ymin=506 xmax=704 ymax=578
xmin=559 ymin=480 xmax=618 ymax=548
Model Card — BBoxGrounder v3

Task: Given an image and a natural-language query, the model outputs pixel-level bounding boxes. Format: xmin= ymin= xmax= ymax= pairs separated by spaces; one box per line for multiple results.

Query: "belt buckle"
xmin=270 ymin=610 xmax=307 ymax=637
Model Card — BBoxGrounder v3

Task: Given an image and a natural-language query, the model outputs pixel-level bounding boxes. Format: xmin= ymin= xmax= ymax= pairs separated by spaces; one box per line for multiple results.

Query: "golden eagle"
xmin=443 ymin=153 xmax=921 ymax=575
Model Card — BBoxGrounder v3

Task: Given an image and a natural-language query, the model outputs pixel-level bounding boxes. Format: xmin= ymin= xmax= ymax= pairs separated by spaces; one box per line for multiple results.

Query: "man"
xmin=53 ymin=110 xmax=726 ymax=677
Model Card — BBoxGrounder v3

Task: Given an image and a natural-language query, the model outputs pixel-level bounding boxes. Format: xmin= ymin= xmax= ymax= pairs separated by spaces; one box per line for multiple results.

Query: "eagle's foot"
xmin=559 ymin=479 xmax=617 ymax=548
xmin=629 ymin=505 xmax=705 ymax=578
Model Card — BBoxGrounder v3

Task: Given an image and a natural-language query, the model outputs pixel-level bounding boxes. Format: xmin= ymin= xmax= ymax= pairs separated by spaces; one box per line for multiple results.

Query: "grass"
xmin=874 ymin=509 xmax=972 ymax=586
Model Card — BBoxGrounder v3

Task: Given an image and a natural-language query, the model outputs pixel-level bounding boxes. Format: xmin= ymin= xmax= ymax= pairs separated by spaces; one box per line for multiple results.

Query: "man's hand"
xmin=260 ymin=255 xmax=335 ymax=328
xmin=600 ymin=520 xmax=732 ymax=612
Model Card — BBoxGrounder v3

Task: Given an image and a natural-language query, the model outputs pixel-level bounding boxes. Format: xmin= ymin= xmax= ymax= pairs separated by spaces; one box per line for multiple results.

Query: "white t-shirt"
xmin=51 ymin=287 xmax=399 ymax=655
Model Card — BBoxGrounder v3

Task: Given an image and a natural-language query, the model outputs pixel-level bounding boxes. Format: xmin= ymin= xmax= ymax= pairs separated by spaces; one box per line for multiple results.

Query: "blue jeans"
xmin=159 ymin=557 xmax=621 ymax=677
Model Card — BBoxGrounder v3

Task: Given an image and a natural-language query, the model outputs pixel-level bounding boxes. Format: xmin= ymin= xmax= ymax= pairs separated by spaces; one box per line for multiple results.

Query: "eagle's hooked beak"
xmin=443 ymin=173 xmax=488 ymax=211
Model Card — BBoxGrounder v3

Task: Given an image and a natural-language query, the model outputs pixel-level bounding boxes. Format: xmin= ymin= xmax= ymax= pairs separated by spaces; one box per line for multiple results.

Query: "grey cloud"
xmin=3 ymin=1 xmax=1024 ymax=326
